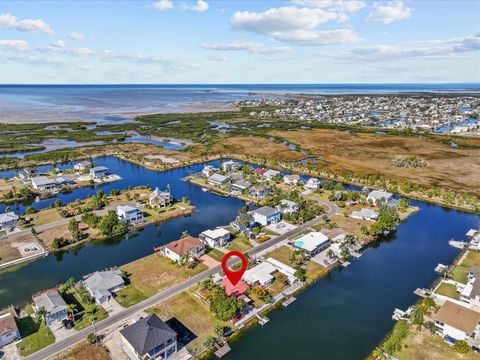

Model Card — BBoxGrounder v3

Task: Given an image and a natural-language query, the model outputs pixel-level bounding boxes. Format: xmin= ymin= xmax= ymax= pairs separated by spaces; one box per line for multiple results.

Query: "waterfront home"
xmin=432 ymin=301 xmax=480 ymax=342
xmin=252 ymin=206 xmax=281 ymax=226
xmin=304 ymin=177 xmax=321 ymax=190
xmin=263 ymin=169 xmax=280 ymax=180
xmin=149 ymin=187 xmax=172 ymax=207
xmin=31 ymin=176 xmax=57 ymax=191
xmin=18 ymin=168 xmax=38 ymax=183
xmin=468 ymin=266 xmax=480 ymax=281
xmin=208 ymin=173 xmax=230 ymax=186
xmin=120 ymin=313 xmax=177 ymax=360
xmin=83 ymin=269 xmax=125 ymax=305
xmin=292 ymin=231 xmax=330 ymax=256
xmin=266 ymin=257 xmax=297 ymax=283
xmin=199 ymin=228 xmax=231 ymax=248
xmin=283 ymin=174 xmax=301 ymax=186
xmin=221 ymin=160 xmax=240 ymax=173
xmin=90 ymin=166 xmax=109 ymax=179
xmin=220 ymin=278 xmax=249 ymax=297
xmin=230 ymin=180 xmax=252 ymax=192
xmin=161 ymin=236 xmax=205 ymax=262
xmin=32 ymin=288 xmax=69 ymax=326
xmin=460 ymin=277 xmax=480 ymax=307
xmin=351 ymin=208 xmax=379 ymax=221
xmin=244 ymin=262 xmax=277 ymax=286
xmin=367 ymin=189 xmax=393 ymax=205
xmin=230 ymin=213 xmax=255 ymax=233
xmin=249 ymin=185 xmax=272 ymax=199
xmin=74 ymin=160 xmax=92 ymax=172
xmin=55 ymin=176 xmax=74 ymax=186
xmin=116 ymin=204 xmax=144 ymax=224
xmin=202 ymin=165 xmax=218 ymax=178
xmin=0 ymin=212 xmax=19 ymax=232
xmin=276 ymin=199 xmax=299 ymax=215
xmin=0 ymin=312 xmax=20 ymax=348
xmin=253 ymin=168 xmax=267 ymax=177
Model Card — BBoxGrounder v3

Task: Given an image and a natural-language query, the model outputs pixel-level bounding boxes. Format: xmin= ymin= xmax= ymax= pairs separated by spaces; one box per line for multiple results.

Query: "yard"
xmin=50 ymin=342 xmax=111 ymax=360
xmin=269 ymin=273 xmax=290 ymax=296
xmin=206 ymin=248 xmax=225 ymax=263
xmin=434 ymin=282 xmax=459 ymax=300
xmin=16 ymin=316 xmax=55 ymax=357
xmin=0 ymin=238 xmax=21 ymax=264
xmin=61 ymin=288 xmax=108 ymax=330
xmin=30 ymin=208 xmax=63 ymax=227
xmin=451 ymin=251 xmax=480 ymax=284
xmin=225 ymin=233 xmax=253 ymax=252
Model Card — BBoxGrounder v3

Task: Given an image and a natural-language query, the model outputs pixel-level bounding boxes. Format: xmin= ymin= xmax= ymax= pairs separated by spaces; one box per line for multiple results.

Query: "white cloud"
xmin=38 ymin=41 xmax=94 ymax=56
xmin=366 ymin=1 xmax=412 ymax=24
xmin=230 ymin=6 xmax=359 ymax=45
xmin=291 ymin=0 xmax=366 ymax=12
xmin=201 ymin=41 xmax=291 ymax=54
xmin=152 ymin=0 xmax=174 ymax=11
xmin=184 ymin=0 xmax=209 ymax=12
xmin=68 ymin=31 xmax=86 ymax=41
xmin=0 ymin=13 xmax=54 ymax=35
xmin=207 ymin=53 xmax=228 ymax=61
xmin=0 ymin=39 xmax=30 ymax=52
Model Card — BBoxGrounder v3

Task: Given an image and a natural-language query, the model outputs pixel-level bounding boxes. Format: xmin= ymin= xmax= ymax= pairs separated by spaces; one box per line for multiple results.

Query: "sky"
xmin=0 ymin=0 xmax=479 ymax=84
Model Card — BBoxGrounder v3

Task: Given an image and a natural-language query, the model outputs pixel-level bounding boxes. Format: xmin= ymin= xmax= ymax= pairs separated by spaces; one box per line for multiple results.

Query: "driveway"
xmin=265 ymin=221 xmax=297 ymax=235
xmin=50 ymin=322 xmax=74 ymax=342
xmin=199 ymin=254 xmax=219 ymax=269
xmin=103 ymin=298 xmax=124 ymax=315
xmin=2 ymin=343 xmax=21 ymax=360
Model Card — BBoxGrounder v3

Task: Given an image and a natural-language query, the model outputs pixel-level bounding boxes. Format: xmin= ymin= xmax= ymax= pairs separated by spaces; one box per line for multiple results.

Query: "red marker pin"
xmin=221 ymin=251 xmax=248 ymax=286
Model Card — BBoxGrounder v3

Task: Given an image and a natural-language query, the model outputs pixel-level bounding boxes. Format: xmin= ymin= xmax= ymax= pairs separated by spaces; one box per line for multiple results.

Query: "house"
xmin=207 ymin=173 xmax=229 ymax=186
xmin=18 ymin=168 xmax=38 ymax=182
xmin=351 ymin=208 xmax=379 ymax=221
xmin=304 ymin=177 xmax=321 ymax=190
xmin=221 ymin=160 xmax=240 ymax=173
xmin=230 ymin=213 xmax=255 ymax=233
xmin=263 ymin=169 xmax=280 ymax=180
xmin=432 ymin=301 xmax=480 ymax=342
xmin=243 ymin=262 xmax=277 ymax=286
xmin=90 ymin=166 xmax=109 ymax=179
xmin=199 ymin=228 xmax=231 ymax=248
xmin=117 ymin=205 xmax=144 ymax=224
xmin=460 ymin=277 xmax=480 ymax=307
xmin=32 ymin=288 xmax=69 ymax=326
xmin=161 ymin=236 xmax=205 ymax=262
xmin=367 ymin=190 xmax=393 ymax=205
xmin=249 ymin=185 xmax=272 ymax=199
xmin=31 ymin=176 xmax=57 ymax=191
xmin=252 ymin=206 xmax=281 ymax=226
xmin=55 ymin=176 xmax=74 ymax=186
xmin=283 ymin=174 xmax=301 ymax=185
xmin=0 ymin=312 xmax=21 ymax=348
xmin=120 ymin=314 xmax=177 ymax=360
xmin=220 ymin=278 xmax=249 ymax=297
xmin=276 ymin=199 xmax=299 ymax=214
xmin=0 ymin=212 xmax=19 ymax=232
xmin=253 ymin=168 xmax=267 ymax=177
xmin=230 ymin=180 xmax=252 ymax=192
xmin=292 ymin=231 xmax=330 ymax=255
xmin=83 ymin=269 xmax=125 ymax=305
xmin=202 ymin=165 xmax=218 ymax=178
xmin=149 ymin=187 xmax=173 ymax=207
xmin=74 ymin=160 xmax=92 ymax=171
xmin=266 ymin=257 xmax=297 ymax=283
xmin=468 ymin=266 xmax=480 ymax=281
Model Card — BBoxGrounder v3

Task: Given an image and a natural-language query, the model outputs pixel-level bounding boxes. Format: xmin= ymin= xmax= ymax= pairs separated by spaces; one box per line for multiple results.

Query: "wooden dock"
xmin=282 ymin=296 xmax=296 ymax=307
xmin=214 ymin=343 xmax=231 ymax=358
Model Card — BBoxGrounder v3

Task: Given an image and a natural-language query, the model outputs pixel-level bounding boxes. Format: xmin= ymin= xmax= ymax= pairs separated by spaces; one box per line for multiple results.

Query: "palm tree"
xmin=67 ymin=304 xmax=76 ymax=324
xmin=35 ymin=308 xmax=46 ymax=324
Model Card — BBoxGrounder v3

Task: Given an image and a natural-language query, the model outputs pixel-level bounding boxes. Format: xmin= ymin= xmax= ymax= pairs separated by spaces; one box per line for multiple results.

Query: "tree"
xmin=67 ymin=303 xmax=76 ymax=323
xmin=54 ymin=199 xmax=62 ymax=208
xmin=180 ymin=230 xmax=190 ymax=238
xmin=35 ymin=308 xmax=46 ymax=324
xmin=86 ymin=333 xmax=96 ymax=344
xmin=81 ymin=212 xmax=100 ymax=228
xmin=294 ymin=267 xmax=306 ymax=282
xmin=31 ymin=227 xmax=37 ymax=236
xmin=25 ymin=206 xmax=36 ymax=215
xmin=68 ymin=218 xmax=82 ymax=242
xmin=214 ymin=324 xmax=228 ymax=337
xmin=209 ymin=288 xmax=244 ymax=321
xmin=454 ymin=340 xmax=470 ymax=354
xmin=98 ymin=211 xmax=128 ymax=237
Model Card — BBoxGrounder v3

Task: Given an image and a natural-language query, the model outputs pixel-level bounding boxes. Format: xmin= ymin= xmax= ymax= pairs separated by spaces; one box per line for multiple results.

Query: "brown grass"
xmin=51 ymin=342 xmax=111 ymax=360
xmin=0 ymin=239 xmax=21 ymax=264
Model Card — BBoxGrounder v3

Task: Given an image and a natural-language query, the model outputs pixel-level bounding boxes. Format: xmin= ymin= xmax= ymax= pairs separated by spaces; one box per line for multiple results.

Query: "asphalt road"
xmin=27 ymin=201 xmax=338 ymax=360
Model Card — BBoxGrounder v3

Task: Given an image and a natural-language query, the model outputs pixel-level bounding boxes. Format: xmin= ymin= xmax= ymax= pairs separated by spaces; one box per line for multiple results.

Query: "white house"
xmin=367 ymin=190 xmax=393 ymax=205
xmin=292 ymin=231 xmax=330 ymax=255
xmin=74 ymin=160 xmax=92 ymax=171
xmin=0 ymin=313 xmax=21 ymax=348
xmin=83 ymin=269 xmax=125 ymax=305
xmin=283 ymin=174 xmax=301 ymax=186
xmin=199 ymin=228 xmax=231 ymax=248
xmin=276 ymin=199 xmax=299 ymax=214
xmin=149 ymin=187 xmax=172 ymax=207
xmin=0 ymin=212 xmax=19 ymax=232
xmin=32 ymin=289 xmax=69 ymax=327
xmin=264 ymin=169 xmax=280 ymax=180
xmin=243 ymin=262 xmax=277 ymax=286
xmin=460 ymin=277 xmax=480 ymax=307
xmin=161 ymin=236 xmax=205 ymax=262
xmin=351 ymin=208 xmax=379 ymax=221
xmin=202 ymin=165 xmax=218 ymax=178
xmin=221 ymin=160 xmax=240 ymax=173
xmin=266 ymin=257 xmax=297 ymax=283
xmin=304 ymin=178 xmax=321 ymax=190
xmin=252 ymin=206 xmax=281 ymax=226
xmin=90 ymin=166 xmax=109 ymax=179
xmin=432 ymin=301 xmax=480 ymax=342
xmin=116 ymin=205 xmax=144 ymax=224
xmin=31 ymin=176 xmax=57 ymax=191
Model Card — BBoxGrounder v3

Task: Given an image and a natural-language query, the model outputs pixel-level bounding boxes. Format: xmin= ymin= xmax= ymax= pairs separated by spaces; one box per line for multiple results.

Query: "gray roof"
xmin=368 ymin=189 xmax=393 ymax=200
xmin=0 ymin=211 xmax=18 ymax=223
xmin=33 ymin=289 xmax=67 ymax=314
xmin=120 ymin=314 xmax=177 ymax=356
xmin=31 ymin=176 xmax=56 ymax=187
xmin=470 ymin=278 xmax=480 ymax=298
xmin=149 ymin=187 xmax=171 ymax=201
xmin=253 ymin=206 xmax=279 ymax=217
xmin=84 ymin=270 xmax=124 ymax=300
xmin=208 ymin=173 xmax=229 ymax=183
xmin=91 ymin=166 xmax=108 ymax=172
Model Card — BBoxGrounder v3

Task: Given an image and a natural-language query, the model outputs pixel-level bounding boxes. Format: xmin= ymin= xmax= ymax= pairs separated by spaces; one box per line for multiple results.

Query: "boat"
xmin=256 ymin=314 xmax=270 ymax=325
xmin=202 ymin=188 xmax=209 ymax=192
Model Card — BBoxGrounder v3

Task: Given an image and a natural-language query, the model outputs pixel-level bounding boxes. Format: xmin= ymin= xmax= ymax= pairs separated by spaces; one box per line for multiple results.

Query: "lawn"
xmin=435 ymin=282 xmax=459 ymax=300
xmin=116 ymin=285 xmax=147 ymax=308
xmin=267 ymin=246 xmax=296 ymax=267
xmin=148 ymin=291 xmax=228 ymax=354
xmin=207 ymin=248 xmax=225 ymax=262
xmin=269 ymin=273 xmax=290 ymax=296
xmin=451 ymin=266 xmax=469 ymax=284
xmin=451 ymin=251 xmax=480 ymax=284
xmin=31 ymin=208 xmax=63 ymax=226
xmin=61 ymin=287 xmax=108 ymax=330
xmin=50 ymin=342 xmax=111 ymax=360
xmin=16 ymin=317 xmax=55 ymax=357
xmin=225 ymin=233 xmax=252 ymax=252
xmin=118 ymin=253 xmax=208 ymax=305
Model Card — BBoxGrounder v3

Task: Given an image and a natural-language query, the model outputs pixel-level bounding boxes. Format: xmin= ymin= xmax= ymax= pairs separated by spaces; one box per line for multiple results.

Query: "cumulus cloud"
xmin=184 ymin=0 xmax=209 ymax=12
xmin=201 ymin=41 xmax=291 ymax=54
xmin=207 ymin=53 xmax=228 ymax=61
xmin=291 ymin=0 xmax=366 ymax=12
xmin=366 ymin=1 xmax=412 ymax=24
xmin=0 ymin=13 xmax=54 ymax=35
xmin=0 ymin=39 xmax=30 ymax=52
xmin=230 ymin=6 xmax=359 ymax=45
xmin=38 ymin=40 xmax=94 ymax=56
xmin=68 ymin=31 xmax=86 ymax=41
xmin=152 ymin=0 xmax=174 ymax=10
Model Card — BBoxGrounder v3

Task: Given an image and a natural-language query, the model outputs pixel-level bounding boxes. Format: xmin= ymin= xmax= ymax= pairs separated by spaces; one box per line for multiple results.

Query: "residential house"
xmin=199 ymin=228 xmax=231 ymax=248
xmin=460 ymin=277 xmax=480 ymax=307
xmin=116 ymin=204 xmax=144 ymax=224
xmin=292 ymin=231 xmax=330 ymax=255
xmin=253 ymin=168 xmax=267 ymax=177
xmin=243 ymin=262 xmax=277 ymax=286
xmin=0 ymin=212 xmax=19 ymax=232
xmin=207 ymin=173 xmax=229 ymax=186
xmin=252 ymin=206 xmax=281 ymax=226
xmin=432 ymin=301 xmax=480 ymax=342
xmin=230 ymin=180 xmax=251 ymax=192
xmin=120 ymin=314 xmax=177 ymax=360
xmin=55 ymin=176 xmax=74 ymax=186
xmin=161 ymin=236 xmax=205 ymax=262
xmin=32 ymin=288 xmax=69 ymax=326
xmin=18 ymin=168 xmax=38 ymax=183
xmin=74 ymin=160 xmax=92 ymax=172
xmin=249 ymin=185 xmax=272 ymax=199
xmin=221 ymin=160 xmax=240 ymax=173
xmin=90 ymin=166 xmax=109 ymax=179
xmin=367 ymin=190 xmax=393 ymax=205
xmin=0 ymin=313 xmax=21 ymax=348
xmin=31 ymin=176 xmax=57 ymax=191
xmin=263 ymin=169 xmax=280 ymax=180
xmin=468 ymin=266 xmax=480 ymax=281
xmin=266 ymin=257 xmax=297 ymax=283
xmin=276 ymin=199 xmax=299 ymax=215
xmin=149 ymin=187 xmax=172 ymax=207
xmin=202 ymin=165 xmax=218 ymax=178
xmin=283 ymin=174 xmax=301 ymax=186
xmin=304 ymin=177 xmax=321 ymax=190
xmin=220 ymin=278 xmax=249 ymax=297
xmin=83 ymin=269 xmax=125 ymax=305
xmin=351 ymin=208 xmax=379 ymax=221
xmin=230 ymin=213 xmax=255 ymax=233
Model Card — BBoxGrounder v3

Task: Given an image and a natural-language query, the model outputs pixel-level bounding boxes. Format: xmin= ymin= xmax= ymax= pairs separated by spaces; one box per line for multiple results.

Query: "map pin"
xmin=221 ymin=250 xmax=248 ymax=286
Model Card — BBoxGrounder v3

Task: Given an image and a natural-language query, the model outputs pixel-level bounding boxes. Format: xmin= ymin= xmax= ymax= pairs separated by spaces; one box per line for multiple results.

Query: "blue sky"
xmin=0 ymin=0 xmax=479 ymax=83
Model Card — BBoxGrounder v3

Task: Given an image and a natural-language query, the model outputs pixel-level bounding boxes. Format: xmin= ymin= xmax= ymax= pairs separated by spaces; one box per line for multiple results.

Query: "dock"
xmin=448 ymin=240 xmax=468 ymax=249
xmin=214 ymin=342 xmax=231 ymax=358
xmin=342 ymin=261 xmax=351 ymax=267
xmin=256 ymin=314 xmax=270 ymax=325
xmin=414 ymin=288 xmax=431 ymax=297
xmin=350 ymin=251 xmax=362 ymax=258
xmin=282 ymin=296 xmax=296 ymax=307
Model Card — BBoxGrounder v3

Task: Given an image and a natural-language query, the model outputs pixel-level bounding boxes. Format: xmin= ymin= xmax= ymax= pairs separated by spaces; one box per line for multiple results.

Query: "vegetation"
xmin=390 ymin=155 xmax=428 ymax=168
xmin=97 ymin=210 xmax=128 ymax=237
xmin=16 ymin=317 xmax=55 ymax=356
xmin=209 ymin=285 xmax=245 ymax=321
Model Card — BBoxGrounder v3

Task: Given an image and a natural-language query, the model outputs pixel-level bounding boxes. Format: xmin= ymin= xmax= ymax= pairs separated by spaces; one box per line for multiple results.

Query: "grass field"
xmin=451 ymin=251 xmax=480 ymax=284
xmin=435 ymin=283 xmax=459 ymax=300
xmin=225 ymin=233 xmax=253 ymax=252
xmin=206 ymin=248 xmax=225 ymax=262
xmin=50 ymin=342 xmax=111 ymax=360
xmin=31 ymin=208 xmax=63 ymax=227
xmin=16 ymin=317 xmax=55 ymax=357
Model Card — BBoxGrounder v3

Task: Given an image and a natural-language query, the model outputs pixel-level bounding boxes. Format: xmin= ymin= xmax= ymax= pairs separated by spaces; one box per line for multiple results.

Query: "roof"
xmin=220 ymin=278 xmax=249 ymax=296
xmin=149 ymin=187 xmax=170 ymax=200
xmin=201 ymin=228 xmax=230 ymax=239
xmin=264 ymin=169 xmax=280 ymax=177
xmin=266 ymin=257 xmax=296 ymax=278
xmin=208 ymin=173 xmax=229 ymax=183
xmin=164 ymin=236 xmax=204 ymax=256
xmin=293 ymin=232 xmax=329 ymax=252
xmin=279 ymin=199 xmax=298 ymax=208
xmin=252 ymin=206 xmax=279 ymax=217
xmin=468 ymin=278 xmax=480 ymax=298
xmin=32 ymin=288 xmax=68 ymax=314
xmin=284 ymin=174 xmax=301 ymax=180
xmin=75 ymin=160 xmax=91 ymax=166
xmin=253 ymin=168 xmax=267 ymax=175
xmin=351 ymin=208 xmax=379 ymax=219
xmin=432 ymin=301 xmax=480 ymax=334
xmin=232 ymin=180 xmax=251 ymax=189
xmin=84 ymin=270 xmax=124 ymax=299
xmin=0 ymin=211 xmax=19 ymax=223
xmin=368 ymin=189 xmax=393 ymax=200
xmin=467 ymin=229 xmax=479 ymax=237
xmin=120 ymin=314 xmax=177 ymax=356
xmin=91 ymin=166 xmax=108 ymax=172
xmin=0 ymin=313 xmax=18 ymax=337
xmin=31 ymin=176 xmax=56 ymax=186
xmin=244 ymin=262 xmax=276 ymax=285
xmin=117 ymin=204 xmax=141 ymax=213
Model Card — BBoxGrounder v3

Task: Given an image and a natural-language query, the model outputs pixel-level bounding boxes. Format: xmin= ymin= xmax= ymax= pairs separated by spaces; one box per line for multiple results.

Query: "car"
xmin=276 ymin=223 xmax=285 ymax=228
xmin=62 ymin=318 xmax=74 ymax=329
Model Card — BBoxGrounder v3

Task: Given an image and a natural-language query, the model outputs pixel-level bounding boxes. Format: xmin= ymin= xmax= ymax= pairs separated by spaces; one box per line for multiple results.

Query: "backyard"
xmin=16 ymin=316 xmax=55 ymax=357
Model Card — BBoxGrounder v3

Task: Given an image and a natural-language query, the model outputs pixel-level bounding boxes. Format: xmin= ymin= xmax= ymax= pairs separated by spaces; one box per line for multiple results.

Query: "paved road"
xmin=27 ymin=201 xmax=338 ymax=360
xmin=301 ymin=190 xmax=339 ymax=217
